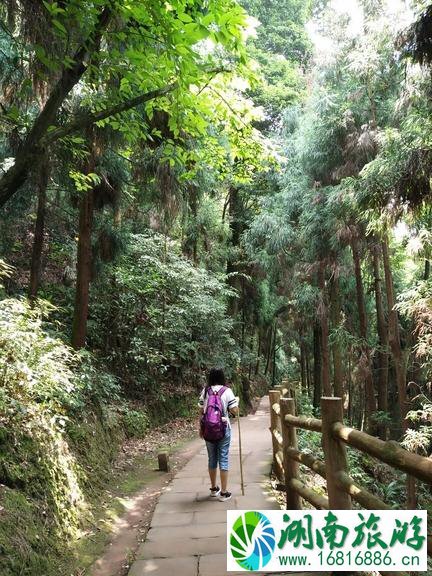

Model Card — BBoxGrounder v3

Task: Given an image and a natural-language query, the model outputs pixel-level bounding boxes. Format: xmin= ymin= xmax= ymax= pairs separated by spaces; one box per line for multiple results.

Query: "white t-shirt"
xmin=199 ymin=385 xmax=238 ymax=429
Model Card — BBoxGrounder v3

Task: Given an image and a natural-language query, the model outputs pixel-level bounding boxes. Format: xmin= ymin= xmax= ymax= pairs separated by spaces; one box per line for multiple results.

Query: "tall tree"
xmin=371 ymin=241 xmax=389 ymax=439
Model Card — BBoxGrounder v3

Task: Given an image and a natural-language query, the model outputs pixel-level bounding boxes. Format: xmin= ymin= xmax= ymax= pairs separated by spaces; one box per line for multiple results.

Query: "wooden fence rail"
xmin=269 ymin=384 xmax=432 ymax=563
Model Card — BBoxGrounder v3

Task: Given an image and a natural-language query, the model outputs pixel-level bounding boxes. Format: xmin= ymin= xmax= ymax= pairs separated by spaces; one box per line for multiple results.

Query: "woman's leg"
xmin=206 ymin=441 xmax=218 ymax=488
xmin=218 ymin=428 xmax=231 ymax=492
xmin=209 ymin=467 xmax=217 ymax=488
xmin=220 ymin=469 xmax=228 ymax=492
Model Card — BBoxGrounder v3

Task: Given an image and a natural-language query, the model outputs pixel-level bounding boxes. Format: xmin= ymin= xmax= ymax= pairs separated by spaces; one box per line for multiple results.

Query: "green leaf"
xmin=34 ymin=44 xmax=59 ymax=72
xmin=52 ymin=18 xmax=67 ymax=36
xmin=177 ymin=12 xmax=193 ymax=23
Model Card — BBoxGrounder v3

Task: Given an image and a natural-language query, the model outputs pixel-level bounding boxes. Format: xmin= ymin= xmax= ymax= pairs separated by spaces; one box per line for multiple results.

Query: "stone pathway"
xmin=128 ymin=396 xmax=317 ymax=576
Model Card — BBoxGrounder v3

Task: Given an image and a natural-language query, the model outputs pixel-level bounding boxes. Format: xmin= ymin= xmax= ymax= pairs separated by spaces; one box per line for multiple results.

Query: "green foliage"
xmin=182 ymin=191 xmax=231 ymax=270
xmin=241 ymin=0 xmax=312 ymax=61
xmin=359 ymin=104 xmax=432 ymax=210
xmin=346 ymin=449 xmax=405 ymax=509
xmin=398 ymin=279 xmax=432 ymax=376
xmin=0 ymin=298 xmax=79 ymax=411
xmin=240 ymin=0 xmax=311 ymax=131
xmin=379 ymin=479 xmax=405 ymax=506
xmin=0 ymin=296 xmax=124 ymax=575
xmin=296 ymin=394 xmax=323 ymax=455
xmin=122 ymin=408 xmax=150 ymax=438
xmin=91 ymin=232 xmax=237 ymax=393
xmin=244 ymin=1 xmax=422 ymax=406
xmin=0 ymin=298 xmax=120 ymax=413
xmin=76 ymin=352 xmax=121 ymax=407
xmin=402 ymin=425 xmax=432 ymax=454
xmin=370 ymin=410 xmax=393 ymax=428
xmin=248 ymin=47 xmax=306 ymax=128
xmin=403 ymin=404 xmax=432 ymax=455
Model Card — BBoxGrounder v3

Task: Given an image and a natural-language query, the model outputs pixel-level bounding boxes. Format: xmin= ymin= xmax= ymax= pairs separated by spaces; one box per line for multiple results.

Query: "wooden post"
xmin=321 ymin=397 xmax=351 ymax=509
xmin=287 ymin=380 xmax=297 ymax=399
xmin=281 ymin=379 xmax=291 ymax=398
xmin=269 ymin=389 xmax=283 ymax=481
xmin=274 ymin=384 xmax=284 ymax=397
xmin=158 ymin=452 xmax=170 ymax=472
xmin=280 ymin=397 xmax=301 ymax=510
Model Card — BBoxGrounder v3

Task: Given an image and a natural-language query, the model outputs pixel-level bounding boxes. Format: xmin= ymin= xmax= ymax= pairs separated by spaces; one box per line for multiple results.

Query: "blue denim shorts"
xmin=206 ymin=427 xmax=231 ymax=471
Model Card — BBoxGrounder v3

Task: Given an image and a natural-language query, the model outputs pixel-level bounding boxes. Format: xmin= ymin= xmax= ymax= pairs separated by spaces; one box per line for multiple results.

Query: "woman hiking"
xmin=199 ymin=368 xmax=239 ymax=502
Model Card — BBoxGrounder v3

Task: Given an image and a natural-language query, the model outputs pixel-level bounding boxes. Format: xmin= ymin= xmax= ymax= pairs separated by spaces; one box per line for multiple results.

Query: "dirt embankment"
xmin=84 ymin=419 xmax=201 ymax=576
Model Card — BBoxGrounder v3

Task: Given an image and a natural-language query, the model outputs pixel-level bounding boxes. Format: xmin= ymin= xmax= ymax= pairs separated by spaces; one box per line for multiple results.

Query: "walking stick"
xmin=236 ymin=400 xmax=245 ymax=496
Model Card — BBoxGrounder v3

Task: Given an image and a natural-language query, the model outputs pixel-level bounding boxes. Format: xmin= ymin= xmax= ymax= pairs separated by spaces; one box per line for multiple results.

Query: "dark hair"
xmin=208 ymin=368 xmax=226 ymax=388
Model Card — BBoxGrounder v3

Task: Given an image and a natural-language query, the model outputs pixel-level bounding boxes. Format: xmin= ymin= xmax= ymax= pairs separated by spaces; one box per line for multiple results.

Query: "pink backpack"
xmin=201 ymin=386 xmax=227 ymax=443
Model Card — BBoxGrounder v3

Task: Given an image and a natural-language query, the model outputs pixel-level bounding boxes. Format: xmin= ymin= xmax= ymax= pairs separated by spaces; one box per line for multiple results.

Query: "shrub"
xmin=122 ymin=408 xmax=150 ymax=438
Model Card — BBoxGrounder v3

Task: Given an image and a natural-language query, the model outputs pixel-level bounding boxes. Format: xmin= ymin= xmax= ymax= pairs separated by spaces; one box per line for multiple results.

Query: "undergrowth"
xmin=295 ymin=393 xmax=432 ymax=514
xmin=0 ymin=294 xmax=230 ymax=575
xmin=0 ymin=297 xmax=126 ymax=575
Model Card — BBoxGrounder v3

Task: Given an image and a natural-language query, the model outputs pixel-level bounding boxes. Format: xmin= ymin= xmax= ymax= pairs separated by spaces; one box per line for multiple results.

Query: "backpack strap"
xmin=206 ymin=386 xmax=227 ymax=397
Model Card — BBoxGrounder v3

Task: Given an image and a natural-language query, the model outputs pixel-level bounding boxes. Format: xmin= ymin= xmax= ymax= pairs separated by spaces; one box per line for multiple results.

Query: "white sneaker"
xmin=218 ymin=491 xmax=232 ymax=502
xmin=210 ymin=486 xmax=221 ymax=498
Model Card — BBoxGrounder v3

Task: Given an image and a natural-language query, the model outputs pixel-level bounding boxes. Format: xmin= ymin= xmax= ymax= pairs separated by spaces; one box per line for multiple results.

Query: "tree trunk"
xmin=255 ymin=329 xmax=261 ymax=375
xmin=409 ymin=258 xmax=430 ymax=386
xmin=226 ymin=185 xmax=242 ymax=318
xmin=248 ymin=334 xmax=254 ymax=380
xmin=330 ymin=275 xmax=344 ymax=398
xmin=272 ymin=325 xmax=277 ymax=387
xmin=305 ymin=345 xmax=311 ymax=397
xmin=351 ymin=235 xmax=376 ymax=430
xmin=28 ymin=157 xmax=50 ymax=302
xmin=299 ymin=329 xmax=307 ymax=391
xmin=347 ymin=349 xmax=353 ymax=423
xmin=161 ymin=234 xmax=168 ymax=356
xmin=183 ymin=184 xmax=198 ymax=263
xmin=264 ymin=323 xmax=274 ymax=376
xmin=72 ymin=187 xmax=94 ymax=349
xmin=241 ymin=278 xmax=246 ymax=356
xmin=318 ymin=265 xmax=331 ymax=396
xmin=371 ymin=243 xmax=389 ymax=440
xmin=72 ymin=130 xmax=99 ymax=350
xmin=313 ymin=321 xmax=322 ymax=409
xmin=105 ymin=188 xmax=123 ymax=355
xmin=381 ymin=236 xmax=414 ymax=509
xmin=381 ymin=236 xmax=407 ymax=429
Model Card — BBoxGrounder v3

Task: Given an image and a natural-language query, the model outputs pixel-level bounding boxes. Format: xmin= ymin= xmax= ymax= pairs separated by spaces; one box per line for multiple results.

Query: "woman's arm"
xmin=229 ymin=406 xmax=239 ymax=417
xmin=198 ymin=406 xmax=204 ymax=438
xmin=228 ymin=395 xmax=239 ymax=417
xmin=198 ymin=387 xmax=205 ymax=437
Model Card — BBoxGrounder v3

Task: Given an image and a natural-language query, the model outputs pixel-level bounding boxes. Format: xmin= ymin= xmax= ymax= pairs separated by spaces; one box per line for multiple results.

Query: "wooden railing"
xmin=269 ymin=384 xmax=432 ymax=564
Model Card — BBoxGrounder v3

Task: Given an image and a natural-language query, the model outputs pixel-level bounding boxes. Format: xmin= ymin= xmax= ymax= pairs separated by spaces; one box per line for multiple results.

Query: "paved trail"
xmin=128 ymin=396 xmax=318 ymax=576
